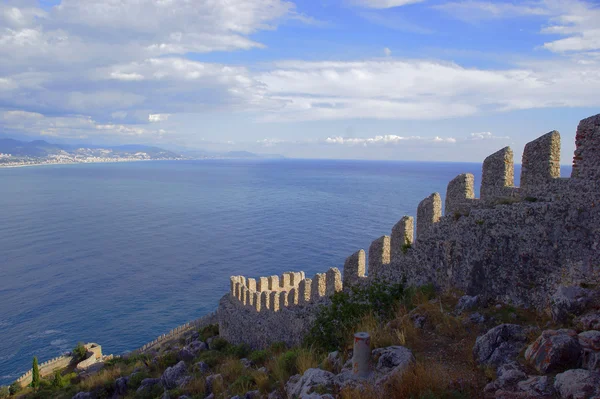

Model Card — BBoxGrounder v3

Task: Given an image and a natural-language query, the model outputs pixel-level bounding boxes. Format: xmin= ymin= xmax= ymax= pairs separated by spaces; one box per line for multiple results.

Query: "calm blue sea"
xmin=0 ymin=159 xmax=531 ymax=384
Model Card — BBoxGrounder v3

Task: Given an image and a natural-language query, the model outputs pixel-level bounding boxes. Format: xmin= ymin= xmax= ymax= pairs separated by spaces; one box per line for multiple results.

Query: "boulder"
xmin=177 ymin=348 xmax=194 ymax=362
xmin=240 ymin=358 xmax=254 ymax=368
xmin=72 ymin=393 xmax=92 ymax=399
xmin=245 ymin=390 xmax=261 ymax=399
xmin=551 ymin=286 xmax=594 ymax=323
xmin=326 ymin=351 xmax=342 ymax=373
xmin=114 ymin=376 xmax=129 ymax=395
xmin=469 ymin=312 xmax=486 ymax=324
xmin=408 ymin=309 xmax=427 ymax=329
xmin=268 ymin=390 xmax=284 ymax=399
xmin=188 ymin=341 xmax=208 ymax=354
xmin=473 ymin=324 xmax=528 ymax=368
xmin=578 ymin=330 xmax=600 ymax=372
xmin=456 ymin=295 xmax=480 ymax=314
xmin=484 ymin=362 xmax=527 ymax=393
xmin=206 ymin=373 xmax=223 ymax=395
xmin=516 ymin=376 xmax=555 ymax=398
xmin=136 ymin=378 xmax=161 ymax=393
xmin=554 ymin=369 xmax=600 ymax=399
xmin=525 ymin=330 xmax=582 ymax=373
xmin=285 ymin=368 xmax=336 ymax=399
xmin=372 ymin=346 xmax=415 ymax=376
xmin=576 ymin=313 xmax=600 ymax=331
xmin=161 ymin=361 xmax=187 ymax=389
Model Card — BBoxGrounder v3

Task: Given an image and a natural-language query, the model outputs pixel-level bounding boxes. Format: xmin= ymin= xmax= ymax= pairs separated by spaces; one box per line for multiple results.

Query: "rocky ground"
xmin=4 ymin=283 xmax=599 ymax=399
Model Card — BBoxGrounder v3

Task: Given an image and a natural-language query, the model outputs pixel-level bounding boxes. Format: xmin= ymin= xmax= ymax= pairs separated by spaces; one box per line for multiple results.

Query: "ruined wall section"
xmin=15 ymin=355 xmax=74 ymax=387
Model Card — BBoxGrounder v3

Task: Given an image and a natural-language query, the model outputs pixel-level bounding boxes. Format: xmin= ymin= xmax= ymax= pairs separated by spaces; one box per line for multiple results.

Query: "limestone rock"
xmin=245 ymin=390 xmax=261 ymax=399
xmin=554 ymin=369 xmax=600 ymax=399
xmin=372 ymin=346 xmax=415 ymax=375
xmin=177 ymin=348 xmax=194 ymax=362
xmin=516 ymin=376 xmax=555 ymax=398
xmin=576 ymin=313 xmax=600 ymax=331
xmin=474 ymin=324 xmax=527 ymax=367
xmin=469 ymin=312 xmax=486 ymax=324
xmin=136 ymin=378 xmax=161 ymax=393
xmin=195 ymin=361 xmax=210 ymax=373
xmin=268 ymin=391 xmax=284 ymax=399
xmin=326 ymin=351 xmax=342 ymax=373
xmin=525 ymin=329 xmax=582 ymax=373
xmin=579 ymin=330 xmax=600 ymax=372
xmin=188 ymin=340 xmax=208 ymax=354
xmin=285 ymin=368 xmax=336 ymax=399
xmin=114 ymin=376 xmax=129 ymax=395
xmin=484 ymin=362 xmax=527 ymax=393
xmin=161 ymin=361 xmax=187 ymax=389
xmin=456 ymin=295 xmax=480 ymax=314
xmin=240 ymin=358 xmax=254 ymax=368
xmin=206 ymin=373 xmax=223 ymax=395
xmin=551 ymin=286 xmax=594 ymax=323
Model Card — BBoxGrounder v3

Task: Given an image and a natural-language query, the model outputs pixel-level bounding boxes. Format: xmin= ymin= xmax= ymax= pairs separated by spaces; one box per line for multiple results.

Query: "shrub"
xmin=248 ymin=350 xmax=268 ymax=365
xmin=210 ymin=337 xmax=230 ymax=352
xmin=199 ymin=324 xmax=219 ymax=342
xmin=230 ymin=375 xmax=255 ymax=396
xmin=197 ymin=350 xmax=226 ymax=368
xmin=128 ymin=371 xmax=150 ymax=390
xmin=51 ymin=370 xmax=67 ymax=389
xmin=8 ymin=383 xmax=21 ymax=395
xmin=226 ymin=343 xmax=251 ymax=358
xmin=155 ymin=352 xmax=178 ymax=372
xmin=269 ymin=341 xmax=287 ymax=355
xmin=73 ymin=342 xmax=87 ymax=361
xmin=0 ymin=386 xmax=9 ymax=399
xmin=277 ymin=350 xmax=299 ymax=378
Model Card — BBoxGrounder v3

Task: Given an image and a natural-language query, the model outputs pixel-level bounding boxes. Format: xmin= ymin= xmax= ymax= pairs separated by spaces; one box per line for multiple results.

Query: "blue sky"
xmin=0 ymin=0 xmax=599 ymax=162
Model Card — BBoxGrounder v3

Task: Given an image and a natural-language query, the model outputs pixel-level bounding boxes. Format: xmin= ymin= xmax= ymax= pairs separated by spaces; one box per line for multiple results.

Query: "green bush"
xmin=128 ymin=371 xmax=151 ymax=390
xmin=230 ymin=375 xmax=256 ymax=395
xmin=277 ymin=350 xmax=299 ymax=377
xmin=197 ymin=350 xmax=226 ymax=368
xmin=248 ymin=350 xmax=268 ymax=365
xmin=155 ymin=352 xmax=178 ymax=371
xmin=226 ymin=343 xmax=251 ymax=358
xmin=210 ymin=337 xmax=230 ymax=352
xmin=269 ymin=341 xmax=287 ymax=355
xmin=0 ymin=386 xmax=9 ymax=399
xmin=51 ymin=370 xmax=67 ymax=389
xmin=73 ymin=342 xmax=87 ymax=361
xmin=199 ymin=324 xmax=219 ymax=342
xmin=8 ymin=383 xmax=21 ymax=395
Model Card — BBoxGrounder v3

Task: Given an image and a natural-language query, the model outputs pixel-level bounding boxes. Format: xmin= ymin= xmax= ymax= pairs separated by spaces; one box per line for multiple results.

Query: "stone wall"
xmin=15 ymin=355 xmax=74 ymax=388
xmin=218 ymin=113 xmax=600 ymax=348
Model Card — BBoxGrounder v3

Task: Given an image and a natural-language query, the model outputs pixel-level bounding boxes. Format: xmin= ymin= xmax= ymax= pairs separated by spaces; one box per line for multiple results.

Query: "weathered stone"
xmin=115 ymin=376 xmax=129 ymax=395
xmin=279 ymin=291 xmax=289 ymax=308
xmin=551 ymin=286 xmax=594 ymax=323
xmin=280 ymin=273 xmax=292 ymax=290
xmin=71 ymin=392 xmax=92 ymax=399
xmin=484 ymin=362 xmax=527 ymax=393
xmin=521 ymin=131 xmax=561 ymax=188
xmin=368 ymin=235 xmax=391 ymax=277
xmin=161 ymin=361 xmax=187 ymax=389
xmin=253 ymin=292 xmax=261 ymax=312
xmin=257 ymin=277 xmax=269 ymax=292
xmin=288 ymin=288 xmax=298 ymax=306
xmin=554 ymin=369 xmax=600 ymax=399
xmin=299 ymin=278 xmax=312 ymax=305
xmin=285 ymin=368 xmax=336 ymax=399
xmin=177 ymin=348 xmax=194 ymax=362
xmin=525 ymin=329 xmax=582 ymax=374
xmin=245 ymin=390 xmax=260 ymax=399
xmin=372 ymin=346 xmax=415 ymax=376
xmin=481 ymin=146 xmax=515 ymax=201
xmin=343 ymin=249 xmax=365 ymax=287
xmin=579 ymin=330 xmax=600 ymax=372
xmin=136 ymin=378 xmax=161 ymax=393
xmin=575 ymin=312 xmax=600 ymax=331
xmin=572 ymin=113 xmax=600 ymax=180
xmin=325 ymin=268 xmax=342 ymax=296
xmin=417 ymin=193 xmax=442 ymax=238
xmin=326 ymin=351 xmax=342 ymax=373
xmin=268 ymin=275 xmax=280 ymax=291
xmin=240 ymin=358 xmax=254 ymax=368
xmin=188 ymin=340 xmax=208 ymax=355
xmin=455 ymin=295 xmax=480 ymax=314
xmin=391 ymin=216 xmax=414 ymax=262
xmin=516 ymin=375 xmax=555 ymax=398
xmin=270 ymin=291 xmax=280 ymax=312
xmin=260 ymin=291 xmax=271 ymax=311
xmin=268 ymin=390 xmax=284 ymax=399
xmin=247 ymin=278 xmax=257 ymax=291
xmin=311 ymin=273 xmax=326 ymax=302
xmin=195 ymin=361 xmax=210 ymax=373
xmin=473 ymin=324 xmax=527 ymax=368
xmin=446 ymin=173 xmax=475 ymax=216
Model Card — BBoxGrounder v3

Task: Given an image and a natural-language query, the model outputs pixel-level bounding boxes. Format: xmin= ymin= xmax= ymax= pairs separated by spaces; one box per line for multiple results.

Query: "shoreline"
xmin=0 ymin=158 xmax=187 ymax=170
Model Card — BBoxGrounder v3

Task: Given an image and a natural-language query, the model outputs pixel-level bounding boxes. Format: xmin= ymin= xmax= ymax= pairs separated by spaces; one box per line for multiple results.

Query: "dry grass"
xmin=356 ymin=313 xmax=400 ymax=349
xmin=251 ymin=369 xmax=271 ymax=393
xmin=183 ymin=376 xmax=206 ymax=397
xmin=295 ymin=348 xmax=320 ymax=375
xmin=78 ymin=366 xmax=124 ymax=391
xmin=217 ymin=356 xmax=245 ymax=383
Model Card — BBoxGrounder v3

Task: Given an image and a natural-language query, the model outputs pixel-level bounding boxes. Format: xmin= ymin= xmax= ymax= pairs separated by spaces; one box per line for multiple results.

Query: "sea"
xmin=0 ymin=158 xmax=535 ymax=384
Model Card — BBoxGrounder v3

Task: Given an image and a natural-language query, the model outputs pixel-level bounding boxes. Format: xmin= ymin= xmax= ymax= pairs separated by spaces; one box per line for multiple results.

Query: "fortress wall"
xmin=416 ymin=193 xmax=442 ymax=238
xmin=391 ymin=216 xmax=414 ymax=263
xmin=521 ymin=131 xmax=561 ymax=188
xmin=480 ymin=147 xmax=517 ymax=201
xmin=16 ymin=355 xmax=74 ymax=387
xmin=572 ymin=114 xmax=600 ymax=180
xmin=343 ymin=249 xmax=366 ymax=287
xmin=368 ymin=236 xmax=391 ymax=277
xmin=445 ymin=173 xmax=476 ymax=216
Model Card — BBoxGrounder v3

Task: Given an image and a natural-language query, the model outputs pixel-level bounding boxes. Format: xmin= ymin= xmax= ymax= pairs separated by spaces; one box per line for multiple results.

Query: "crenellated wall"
xmin=219 ymin=113 xmax=600 ymax=348
xmin=15 ymin=356 xmax=74 ymax=388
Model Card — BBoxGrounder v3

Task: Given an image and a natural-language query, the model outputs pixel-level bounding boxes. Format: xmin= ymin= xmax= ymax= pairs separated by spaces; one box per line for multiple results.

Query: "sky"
xmin=0 ymin=0 xmax=599 ymax=162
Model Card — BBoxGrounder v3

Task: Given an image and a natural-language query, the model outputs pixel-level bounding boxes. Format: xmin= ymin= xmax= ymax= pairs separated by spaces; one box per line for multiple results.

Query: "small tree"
xmin=8 ymin=383 xmax=20 ymax=396
xmin=73 ymin=343 xmax=87 ymax=361
xmin=51 ymin=370 xmax=65 ymax=389
xmin=0 ymin=386 xmax=10 ymax=399
xmin=31 ymin=356 xmax=40 ymax=389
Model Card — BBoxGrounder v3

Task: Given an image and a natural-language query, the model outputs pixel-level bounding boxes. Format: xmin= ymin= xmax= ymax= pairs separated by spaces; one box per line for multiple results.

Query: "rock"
xmin=285 ymin=368 xmax=336 ymax=399
xmin=245 ymin=390 xmax=260 ymax=399
xmin=579 ymin=330 xmax=600 ymax=372
xmin=136 ymin=378 xmax=161 ymax=393
xmin=72 ymin=393 xmax=92 ymax=399
xmin=240 ymin=358 xmax=254 ymax=368
xmin=408 ymin=309 xmax=427 ymax=329
xmin=176 ymin=376 xmax=192 ymax=389
xmin=205 ymin=394 xmax=214 ymax=399
xmin=178 ymin=396 xmax=190 ymax=399
xmin=554 ymin=369 xmax=600 ymax=399
xmin=114 ymin=376 xmax=129 ymax=395
xmin=188 ymin=340 xmax=208 ymax=354
xmin=372 ymin=346 xmax=415 ymax=375
xmin=551 ymin=286 xmax=594 ymax=323
xmin=326 ymin=351 xmax=342 ymax=372
xmin=576 ymin=313 xmax=600 ymax=331
xmin=516 ymin=376 xmax=555 ymax=398
xmin=161 ymin=361 xmax=187 ymax=389
xmin=473 ymin=324 xmax=528 ymax=368
xmin=196 ymin=361 xmax=210 ymax=373
xmin=258 ymin=367 xmax=268 ymax=373
xmin=469 ymin=312 xmax=486 ymax=324
xmin=191 ymin=331 xmax=200 ymax=341
xmin=177 ymin=348 xmax=194 ymax=362
xmin=484 ymin=362 xmax=527 ymax=393
xmin=456 ymin=295 xmax=480 ymax=314
xmin=525 ymin=329 xmax=582 ymax=373
xmin=268 ymin=390 xmax=284 ymax=399
xmin=206 ymin=373 xmax=223 ymax=395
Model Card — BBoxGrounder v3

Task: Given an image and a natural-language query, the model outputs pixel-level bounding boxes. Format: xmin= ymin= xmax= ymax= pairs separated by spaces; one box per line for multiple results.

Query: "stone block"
xmin=391 ymin=216 xmax=414 ymax=262
xmin=290 ymin=272 xmax=303 ymax=287
xmin=445 ymin=173 xmax=475 ymax=216
xmin=270 ymin=291 xmax=280 ymax=312
xmin=311 ymin=273 xmax=326 ymax=301
xmin=247 ymin=278 xmax=256 ymax=291
xmin=572 ymin=113 xmax=600 ymax=180
xmin=279 ymin=290 xmax=289 ymax=308
xmin=325 ymin=267 xmax=343 ymax=296
xmin=280 ymin=273 xmax=292 ymax=289
xmin=234 ymin=282 xmax=242 ymax=301
xmin=260 ymin=291 xmax=270 ymax=310
xmin=240 ymin=286 xmax=248 ymax=305
xmin=268 ymin=275 xmax=280 ymax=291
xmin=416 ymin=193 xmax=442 ymax=238
xmin=481 ymin=146 xmax=515 ymax=200
xmin=368 ymin=235 xmax=391 ymax=277
xmin=253 ymin=292 xmax=261 ymax=312
xmin=343 ymin=249 xmax=366 ymax=287
xmin=521 ymin=131 xmax=561 ymax=187
xmin=298 ymin=278 xmax=312 ymax=305
xmin=257 ymin=277 xmax=269 ymax=292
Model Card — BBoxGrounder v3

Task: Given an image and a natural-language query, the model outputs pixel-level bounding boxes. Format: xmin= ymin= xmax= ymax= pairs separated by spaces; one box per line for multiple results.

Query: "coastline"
xmin=0 ymin=158 xmax=186 ymax=170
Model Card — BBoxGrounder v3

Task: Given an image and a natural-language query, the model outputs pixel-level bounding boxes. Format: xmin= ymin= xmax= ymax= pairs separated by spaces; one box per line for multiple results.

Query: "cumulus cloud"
xmin=149 ymin=114 xmax=171 ymax=123
xmin=324 ymin=135 xmax=457 ymax=145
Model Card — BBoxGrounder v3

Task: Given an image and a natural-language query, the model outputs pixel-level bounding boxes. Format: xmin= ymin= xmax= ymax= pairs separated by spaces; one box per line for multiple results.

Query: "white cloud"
xmin=434 ymin=1 xmax=550 ymax=20
xmin=383 ymin=47 xmax=392 ymax=56
xmin=324 ymin=134 xmax=456 ymax=145
xmin=351 ymin=0 xmax=426 ymax=9
xmin=469 ymin=132 xmax=510 ymax=140
xmin=149 ymin=114 xmax=170 ymax=123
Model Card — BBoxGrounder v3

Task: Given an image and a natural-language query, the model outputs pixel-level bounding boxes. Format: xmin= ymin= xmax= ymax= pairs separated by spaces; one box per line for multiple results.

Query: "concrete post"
xmin=352 ymin=332 xmax=371 ymax=379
